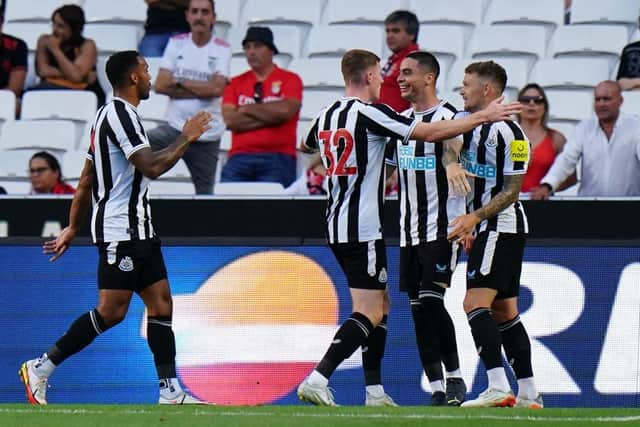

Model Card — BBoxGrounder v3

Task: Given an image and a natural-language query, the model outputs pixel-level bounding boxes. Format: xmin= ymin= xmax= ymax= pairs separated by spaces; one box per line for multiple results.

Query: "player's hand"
xmin=483 ymin=96 xmax=522 ymax=122
xmin=529 ymin=185 xmax=552 ymax=200
xmin=447 ymin=213 xmax=481 ymax=243
xmin=446 ymin=163 xmax=473 ymax=197
xmin=43 ymin=226 xmax=77 ymax=262
xmin=182 ymin=111 xmax=213 ymax=143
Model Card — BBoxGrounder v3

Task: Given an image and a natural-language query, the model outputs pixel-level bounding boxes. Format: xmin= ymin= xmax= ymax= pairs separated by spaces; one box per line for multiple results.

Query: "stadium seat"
xmin=96 ymin=56 xmax=113 ymax=100
xmin=548 ymin=120 xmax=577 ymax=140
xmin=570 ymin=0 xmax=640 ymax=32
xmin=83 ymin=0 xmax=146 ymax=25
xmin=288 ymin=58 xmax=344 ymax=90
xmin=0 ymin=90 xmax=16 ymax=124
xmin=548 ymin=25 xmax=630 ymax=61
xmin=468 ymin=26 xmax=547 ymax=65
xmin=0 ymin=120 xmax=76 ymax=154
xmin=214 ymin=182 xmax=286 ymax=195
xmin=4 ymin=0 xmax=82 ymax=23
xmin=436 ymin=91 xmax=465 ymax=111
xmin=147 ymin=57 xmax=162 ymax=83
xmin=306 ymin=26 xmax=384 ymax=58
xmin=411 ymin=0 xmax=488 ymax=29
xmin=22 ymin=90 xmax=97 ymax=123
xmin=229 ymin=56 xmax=248 ymax=77
xmin=485 ymin=0 xmax=565 ymax=30
xmin=214 ymin=0 xmax=241 ymax=38
xmin=300 ymin=90 xmax=342 ymax=121
xmin=242 ymin=0 xmax=324 ymax=27
xmin=149 ymin=160 xmax=195 ymax=195
xmin=417 ymin=25 xmax=467 ymax=70
xmin=545 ymin=90 xmax=594 ymax=123
xmin=531 ymin=58 xmax=611 ymax=90
xmin=325 ymin=0 xmax=410 ymax=25
xmin=137 ymin=92 xmax=170 ymax=129
xmin=61 ymin=150 xmax=88 ymax=188
xmin=84 ymin=24 xmax=140 ymax=54
xmin=620 ymin=91 xmax=640 ymax=115
xmin=0 ymin=150 xmax=37 ymax=194
xmin=446 ymin=57 xmax=529 ymax=98
xmin=1 ymin=22 xmax=49 ymax=52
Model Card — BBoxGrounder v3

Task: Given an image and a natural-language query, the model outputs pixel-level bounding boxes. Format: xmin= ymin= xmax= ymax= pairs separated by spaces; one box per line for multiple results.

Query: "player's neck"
xmin=114 ymin=90 xmax=140 ymax=107
xmin=411 ymin=90 xmax=440 ymax=112
xmin=345 ymin=86 xmax=373 ymax=103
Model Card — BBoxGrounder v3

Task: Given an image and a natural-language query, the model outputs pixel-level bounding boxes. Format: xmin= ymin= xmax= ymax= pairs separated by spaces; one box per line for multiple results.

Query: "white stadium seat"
xmin=214 ymin=0 xmax=241 ymax=38
xmin=137 ymin=92 xmax=170 ymax=128
xmin=485 ymin=0 xmax=565 ymax=29
xmin=306 ymin=26 xmax=384 ymax=58
xmin=300 ymin=90 xmax=342 ymax=121
xmin=288 ymin=58 xmax=344 ymax=90
xmin=229 ymin=56 xmax=248 ymax=77
xmin=242 ymin=0 xmax=324 ymax=27
xmin=418 ymin=25 xmax=467 ymax=69
xmin=531 ymin=58 xmax=611 ymax=90
xmin=621 ymin=91 xmax=640 ymax=115
xmin=1 ymin=23 xmax=50 ymax=51
xmin=548 ymin=25 xmax=630 ymax=60
xmin=0 ymin=120 xmax=76 ymax=153
xmin=548 ymin=121 xmax=577 ymax=140
xmin=61 ymin=150 xmax=88 ymax=188
xmin=325 ymin=0 xmax=410 ymax=25
xmin=83 ymin=0 xmax=146 ymax=25
xmin=546 ymin=90 xmax=594 ymax=123
xmin=214 ymin=182 xmax=285 ymax=195
xmin=4 ymin=0 xmax=83 ymax=23
xmin=469 ymin=26 xmax=547 ymax=63
xmin=0 ymin=90 xmax=16 ymax=124
xmin=0 ymin=150 xmax=35 ymax=178
xmin=411 ymin=0 xmax=489 ymax=28
xmin=570 ymin=0 xmax=640 ymax=31
xmin=22 ymin=90 xmax=97 ymax=124
xmin=84 ymin=24 xmax=139 ymax=54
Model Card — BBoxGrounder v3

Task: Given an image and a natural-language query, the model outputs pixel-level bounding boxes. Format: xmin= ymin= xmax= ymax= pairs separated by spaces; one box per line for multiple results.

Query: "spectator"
xmin=221 ymin=26 xmax=302 ymax=188
xmin=29 ymin=151 xmax=75 ymax=195
xmin=532 ymin=80 xmax=640 ymax=199
xmin=150 ymin=0 xmax=231 ymax=195
xmin=31 ymin=4 xmax=105 ymax=106
xmin=284 ymin=153 xmax=327 ymax=196
xmin=380 ymin=10 xmax=419 ymax=112
xmin=616 ymin=18 xmax=640 ymax=91
xmin=517 ymin=83 xmax=576 ymax=193
xmin=0 ymin=8 xmax=27 ymax=102
xmin=564 ymin=0 xmax=572 ymax=24
xmin=139 ymin=0 xmax=190 ymax=57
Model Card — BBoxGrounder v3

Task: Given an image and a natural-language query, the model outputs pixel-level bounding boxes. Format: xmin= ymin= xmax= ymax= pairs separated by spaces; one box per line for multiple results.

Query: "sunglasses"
xmin=518 ymin=95 xmax=545 ymax=105
xmin=253 ymin=82 xmax=263 ymax=103
xmin=29 ymin=167 xmax=51 ymax=174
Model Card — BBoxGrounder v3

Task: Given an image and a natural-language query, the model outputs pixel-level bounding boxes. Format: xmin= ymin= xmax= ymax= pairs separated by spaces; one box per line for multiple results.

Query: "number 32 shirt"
xmin=303 ymin=97 xmax=418 ymax=243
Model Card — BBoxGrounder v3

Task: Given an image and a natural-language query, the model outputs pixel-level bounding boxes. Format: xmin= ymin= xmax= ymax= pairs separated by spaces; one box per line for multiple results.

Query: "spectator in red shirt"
xmin=221 ymin=26 xmax=302 ymax=187
xmin=29 ymin=151 xmax=75 ymax=195
xmin=380 ymin=10 xmax=419 ymax=112
xmin=0 ymin=9 xmax=27 ymax=109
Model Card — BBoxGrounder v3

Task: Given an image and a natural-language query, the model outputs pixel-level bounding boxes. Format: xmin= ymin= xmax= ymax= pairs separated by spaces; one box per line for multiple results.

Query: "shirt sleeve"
xmin=159 ymin=37 xmax=179 ymax=73
xmin=541 ymin=121 xmax=585 ymax=190
xmin=12 ymin=38 xmax=28 ymax=70
xmin=500 ymin=121 xmax=530 ymax=175
xmin=111 ymin=102 xmax=150 ymax=159
xmin=302 ymin=116 xmax=319 ymax=151
xmin=385 ymin=138 xmax=398 ymax=166
xmin=215 ymin=46 xmax=232 ymax=78
xmin=222 ymin=77 xmax=238 ymax=106
xmin=361 ymin=103 xmax=418 ymax=143
xmin=282 ymin=72 xmax=303 ymax=101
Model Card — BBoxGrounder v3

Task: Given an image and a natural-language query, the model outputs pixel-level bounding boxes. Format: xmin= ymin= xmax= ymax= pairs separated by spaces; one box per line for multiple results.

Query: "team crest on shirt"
xmin=118 ymin=256 xmax=134 ymax=272
xmin=378 ymin=268 xmax=388 ymax=284
xmin=271 ymin=81 xmax=282 ymax=95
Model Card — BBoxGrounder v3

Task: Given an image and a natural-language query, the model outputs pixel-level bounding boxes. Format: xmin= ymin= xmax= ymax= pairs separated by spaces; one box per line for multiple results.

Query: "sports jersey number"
xmin=319 ymin=129 xmax=357 ymax=176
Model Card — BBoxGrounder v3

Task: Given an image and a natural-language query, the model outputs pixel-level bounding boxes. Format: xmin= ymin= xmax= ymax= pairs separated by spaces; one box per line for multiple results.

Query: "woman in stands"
xmin=31 ymin=4 xmax=105 ymax=105
xmin=29 ymin=151 xmax=75 ymax=195
xmin=517 ymin=83 xmax=575 ymax=194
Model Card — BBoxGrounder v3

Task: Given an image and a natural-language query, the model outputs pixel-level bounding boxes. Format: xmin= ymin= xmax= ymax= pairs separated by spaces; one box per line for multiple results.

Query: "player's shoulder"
xmin=213 ymin=37 xmax=231 ymax=48
xmin=170 ymin=32 xmax=190 ymax=42
xmin=437 ymin=101 xmax=458 ymax=117
xmin=495 ymin=120 xmax=525 ymax=138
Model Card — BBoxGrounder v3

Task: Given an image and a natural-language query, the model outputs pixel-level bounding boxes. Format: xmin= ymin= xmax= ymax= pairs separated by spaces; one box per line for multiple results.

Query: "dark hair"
xmin=52 ymin=4 xmax=86 ymax=47
xmin=385 ymin=10 xmax=419 ymax=43
xmin=189 ymin=0 xmax=215 ymax=12
xmin=30 ymin=151 xmax=64 ymax=183
xmin=341 ymin=49 xmax=380 ymax=86
xmin=517 ymin=83 xmax=549 ymax=129
xmin=464 ymin=61 xmax=507 ymax=94
xmin=106 ymin=50 xmax=141 ymax=88
xmin=406 ymin=51 xmax=440 ymax=80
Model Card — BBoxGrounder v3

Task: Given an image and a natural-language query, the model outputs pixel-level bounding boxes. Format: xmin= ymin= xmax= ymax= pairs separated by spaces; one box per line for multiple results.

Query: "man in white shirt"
xmin=531 ymin=80 xmax=640 ymax=199
xmin=149 ymin=0 xmax=231 ymax=194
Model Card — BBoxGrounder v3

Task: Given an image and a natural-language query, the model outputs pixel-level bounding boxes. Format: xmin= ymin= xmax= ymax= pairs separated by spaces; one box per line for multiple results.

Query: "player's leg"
xmin=137 ymin=239 xmax=205 ymax=404
xmin=461 ymin=231 xmax=515 ymax=408
xmin=298 ymin=241 xmax=385 ymax=406
xmin=19 ymin=242 xmax=136 ymax=404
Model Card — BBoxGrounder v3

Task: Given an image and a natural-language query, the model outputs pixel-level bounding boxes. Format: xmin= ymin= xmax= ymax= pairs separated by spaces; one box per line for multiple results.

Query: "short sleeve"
xmin=360 ymin=103 xmax=418 ymax=143
xmin=385 ymin=138 xmax=398 ymax=166
xmin=111 ymin=101 xmax=150 ymax=159
xmin=222 ymin=77 xmax=238 ymax=106
xmin=12 ymin=38 xmax=28 ymax=69
xmin=302 ymin=117 xmax=319 ymax=151
xmin=215 ymin=45 xmax=232 ymax=78
xmin=282 ymin=71 xmax=303 ymax=101
xmin=500 ymin=122 xmax=529 ymax=175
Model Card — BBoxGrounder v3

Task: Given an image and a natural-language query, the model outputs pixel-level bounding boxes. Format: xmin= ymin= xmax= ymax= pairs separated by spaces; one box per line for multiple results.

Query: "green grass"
xmin=1 ymin=405 xmax=640 ymax=427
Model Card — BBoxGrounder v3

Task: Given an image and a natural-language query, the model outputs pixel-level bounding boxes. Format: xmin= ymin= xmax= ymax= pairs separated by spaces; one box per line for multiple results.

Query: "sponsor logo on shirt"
xmin=510 ymin=139 xmax=530 ymax=162
xmin=398 ymin=145 xmax=436 ymax=170
xmin=461 ymin=151 xmax=497 ymax=178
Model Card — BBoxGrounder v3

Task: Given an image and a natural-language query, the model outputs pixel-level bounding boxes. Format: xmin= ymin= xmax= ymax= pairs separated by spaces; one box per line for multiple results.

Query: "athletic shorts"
xmin=329 ymin=239 xmax=388 ymax=290
xmin=466 ymin=231 xmax=526 ymax=299
xmin=399 ymin=239 xmax=460 ymax=295
xmin=97 ymin=238 xmax=168 ymax=292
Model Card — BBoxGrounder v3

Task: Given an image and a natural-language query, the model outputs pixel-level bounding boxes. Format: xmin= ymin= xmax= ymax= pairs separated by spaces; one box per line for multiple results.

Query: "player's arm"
xmin=447 ymin=173 xmax=524 ymax=242
xmin=411 ymin=96 xmax=521 ymax=142
xmin=43 ymin=159 xmax=94 ymax=261
xmin=238 ymin=98 xmax=301 ymax=125
xmin=442 ymin=138 xmax=472 ymax=196
xmin=129 ymin=111 xmax=212 ymax=179
xmin=299 ymin=117 xmax=319 ymax=154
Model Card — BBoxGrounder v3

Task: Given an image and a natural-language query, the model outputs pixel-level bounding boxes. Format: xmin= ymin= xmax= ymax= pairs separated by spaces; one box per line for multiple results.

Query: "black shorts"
xmin=329 ymin=239 xmax=388 ymax=290
xmin=97 ymin=238 xmax=168 ymax=292
xmin=399 ymin=239 xmax=460 ymax=296
xmin=466 ymin=231 xmax=526 ymax=299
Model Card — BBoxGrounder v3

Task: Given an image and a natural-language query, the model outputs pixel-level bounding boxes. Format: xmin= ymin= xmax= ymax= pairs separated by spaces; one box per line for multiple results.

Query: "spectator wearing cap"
xmin=220 ymin=26 xmax=302 ymax=188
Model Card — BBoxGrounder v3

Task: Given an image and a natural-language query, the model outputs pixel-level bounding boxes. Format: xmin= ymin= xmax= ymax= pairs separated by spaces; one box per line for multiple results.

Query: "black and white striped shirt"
xmin=460 ymin=116 xmax=530 ymax=234
xmin=303 ymin=97 xmax=417 ymax=243
xmin=386 ymin=101 xmax=465 ymax=246
xmin=87 ymin=97 xmax=154 ymax=243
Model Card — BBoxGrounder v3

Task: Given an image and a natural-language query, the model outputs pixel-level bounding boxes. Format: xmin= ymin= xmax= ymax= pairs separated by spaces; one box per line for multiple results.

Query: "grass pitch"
xmin=1 ymin=405 xmax=640 ymax=427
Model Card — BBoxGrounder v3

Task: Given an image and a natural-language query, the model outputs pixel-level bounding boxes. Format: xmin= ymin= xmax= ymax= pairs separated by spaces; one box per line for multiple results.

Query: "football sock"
xmin=362 ymin=315 xmax=388 ymax=386
xmin=47 ymin=309 xmax=110 ymax=366
xmin=410 ymin=298 xmax=444 ymax=382
xmin=517 ymin=377 xmax=538 ymax=400
xmin=446 ymin=368 xmax=463 ymax=379
xmin=147 ymin=315 xmax=177 ymax=379
xmin=467 ymin=308 xmax=504 ymax=371
xmin=420 ymin=289 xmax=461 ymax=373
xmin=499 ymin=316 xmax=537 ymax=398
xmin=487 ymin=367 xmax=511 ymax=393
xmin=316 ymin=312 xmax=373 ymax=379
xmin=430 ymin=379 xmax=445 ymax=393
xmin=32 ymin=353 xmax=57 ymax=378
